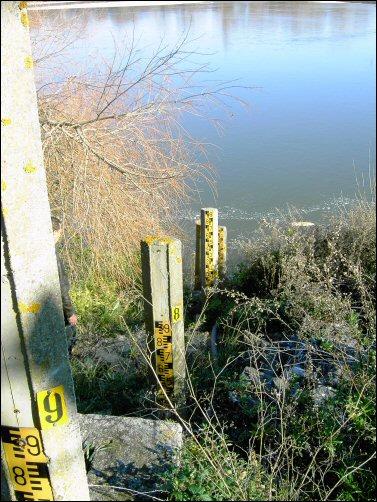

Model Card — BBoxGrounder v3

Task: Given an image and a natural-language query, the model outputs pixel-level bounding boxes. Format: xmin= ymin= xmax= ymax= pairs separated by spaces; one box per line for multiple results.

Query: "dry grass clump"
xmin=40 ymin=80 xmax=204 ymax=285
xmin=237 ymin=196 xmax=376 ymax=330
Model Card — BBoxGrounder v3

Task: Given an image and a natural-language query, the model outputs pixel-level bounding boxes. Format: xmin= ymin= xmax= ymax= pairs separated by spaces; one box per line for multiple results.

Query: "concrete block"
xmin=78 ymin=414 xmax=182 ymax=501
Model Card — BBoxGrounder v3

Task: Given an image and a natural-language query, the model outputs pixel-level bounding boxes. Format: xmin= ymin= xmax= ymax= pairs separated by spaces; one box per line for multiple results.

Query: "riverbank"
xmin=70 ymin=198 xmax=376 ymax=500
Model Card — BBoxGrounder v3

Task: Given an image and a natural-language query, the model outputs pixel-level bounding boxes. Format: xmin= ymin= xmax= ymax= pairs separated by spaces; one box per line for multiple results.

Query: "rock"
xmin=95 ymin=347 xmax=125 ymax=364
xmin=311 ymin=385 xmax=336 ymax=406
xmin=260 ymin=369 xmax=275 ymax=387
xmin=186 ymin=330 xmax=210 ymax=357
xmin=93 ymin=331 xmax=147 ymax=366
xmin=92 ymin=336 xmax=130 ymax=365
xmin=290 ymin=222 xmax=316 ymax=238
xmin=272 ymin=376 xmax=290 ymax=392
xmin=321 ymin=323 xmax=360 ymax=363
xmin=296 ymin=348 xmax=308 ymax=364
xmin=291 ymin=221 xmax=315 ymax=228
xmin=291 ymin=365 xmax=306 ymax=378
xmin=228 ymin=390 xmax=239 ymax=404
xmin=78 ymin=414 xmax=182 ymax=501
xmin=241 ymin=366 xmax=261 ymax=386
xmin=326 ymin=366 xmax=343 ymax=387
xmin=204 ymin=406 xmax=215 ymax=419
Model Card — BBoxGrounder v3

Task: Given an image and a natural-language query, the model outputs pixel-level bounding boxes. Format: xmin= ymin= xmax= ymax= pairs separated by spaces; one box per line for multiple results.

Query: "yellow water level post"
xmin=218 ymin=226 xmax=227 ymax=280
xmin=141 ymin=237 xmax=186 ymax=405
xmin=1 ymin=2 xmax=89 ymax=500
xmin=194 ymin=220 xmax=201 ymax=290
xmin=200 ymin=208 xmax=219 ymax=288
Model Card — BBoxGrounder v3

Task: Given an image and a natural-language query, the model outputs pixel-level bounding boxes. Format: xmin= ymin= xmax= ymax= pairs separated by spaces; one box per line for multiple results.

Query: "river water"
xmin=31 ymin=1 xmax=376 ymax=243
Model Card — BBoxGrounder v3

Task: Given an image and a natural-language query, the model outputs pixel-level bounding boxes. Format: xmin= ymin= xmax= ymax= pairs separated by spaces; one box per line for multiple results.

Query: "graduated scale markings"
xmin=1 ymin=426 xmax=53 ymax=501
xmin=154 ymin=320 xmax=174 ymax=394
xmin=196 ymin=208 xmax=227 ymax=290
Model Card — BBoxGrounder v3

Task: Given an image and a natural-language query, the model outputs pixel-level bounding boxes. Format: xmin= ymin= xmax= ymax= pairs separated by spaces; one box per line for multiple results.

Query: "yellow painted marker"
xmin=171 ymin=303 xmax=183 ymax=323
xmin=20 ymin=11 xmax=29 ymax=27
xmin=24 ymin=56 xmax=33 ymax=69
xmin=24 ymin=161 xmax=37 ymax=174
xmin=194 ymin=220 xmax=201 ymax=290
xmin=218 ymin=226 xmax=227 ymax=279
xmin=1 ymin=426 xmax=53 ymax=500
xmin=19 ymin=302 xmax=41 ymax=314
xmin=154 ymin=321 xmax=174 ymax=396
xmin=36 ymin=385 xmax=69 ymax=430
xmin=202 ymin=208 xmax=218 ymax=287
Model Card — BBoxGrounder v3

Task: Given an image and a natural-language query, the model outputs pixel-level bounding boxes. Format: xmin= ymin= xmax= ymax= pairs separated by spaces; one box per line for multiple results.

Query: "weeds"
xmin=164 ymin=200 xmax=376 ymax=501
xmin=69 ymin=198 xmax=375 ymax=500
xmin=82 ymin=439 xmax=113 ymax=472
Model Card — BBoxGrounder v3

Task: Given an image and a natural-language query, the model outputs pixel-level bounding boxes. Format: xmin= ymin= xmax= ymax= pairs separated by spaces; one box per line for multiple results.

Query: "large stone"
xmin=291 ymin=365 xmax=306 ymax=379
xmin=311 ymin=385 xmax=336 ymax=406
xmin=78 ymin=414 xmax=183 ymax=501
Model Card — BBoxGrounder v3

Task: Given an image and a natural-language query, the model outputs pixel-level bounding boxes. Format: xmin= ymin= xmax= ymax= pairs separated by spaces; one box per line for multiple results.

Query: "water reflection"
xmin=29 ymin=1 xmax=376 ymax=236
xmin=31 ymin=1 xmax=376 ymax=48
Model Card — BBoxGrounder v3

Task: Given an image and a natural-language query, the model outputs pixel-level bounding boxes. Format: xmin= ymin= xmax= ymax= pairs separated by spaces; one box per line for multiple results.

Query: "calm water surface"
xmin=31 ymin=1 xmax=376 ymax=242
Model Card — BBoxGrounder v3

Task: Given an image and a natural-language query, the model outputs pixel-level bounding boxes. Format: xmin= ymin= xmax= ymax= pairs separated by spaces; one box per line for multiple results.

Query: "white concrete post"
xmin=1 ymin=2 xmax=89 ymax=500
xmin=291 ymin=221 xmax=315 ymax=230
xmin=141 ymin=237 xmax=186 ymax=404
xmin=290 ymin=221 xmax=316 ymax=237
xmin=200 ymin=208 xmax=219 ymax=288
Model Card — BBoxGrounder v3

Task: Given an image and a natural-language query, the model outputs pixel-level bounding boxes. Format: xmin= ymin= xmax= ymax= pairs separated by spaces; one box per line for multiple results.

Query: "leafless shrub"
xmin=29 ymin=12 xmax=246 ymax=285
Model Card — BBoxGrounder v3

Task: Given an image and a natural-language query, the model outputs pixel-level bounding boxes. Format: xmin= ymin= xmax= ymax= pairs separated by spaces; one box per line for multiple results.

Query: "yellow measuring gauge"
xmin=204 ymin=210 xmax=216 ymax=286
xmin=194 ymin=220 xmax=202 ymax=290
xmin=218 ymin=226 xmax=227 ymax=278
xmin=1 ymin=426 xmax=53 ymax=501
xmin=154 ymin=321 xmax=174 ymax=395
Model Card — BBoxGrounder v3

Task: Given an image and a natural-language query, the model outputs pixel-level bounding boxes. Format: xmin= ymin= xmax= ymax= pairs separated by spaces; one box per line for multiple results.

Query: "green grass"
xmin=69 ymin=268 xmax=150 ymax=416
xmin=71 ymin=267 xmax=144 ymax=335
xmin=162 ymin=429 xmax=274 ymax=501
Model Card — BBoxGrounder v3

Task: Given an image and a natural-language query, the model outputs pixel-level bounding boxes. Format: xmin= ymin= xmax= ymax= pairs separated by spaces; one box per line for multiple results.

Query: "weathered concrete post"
xmin=1 ymin=2 xmax=89 ymax=500
xmin=218 ymin=226 xmax=227 ymax=280
xmin=291 ymin=221 xmax=315 ymax=228
xmin=141 ymin=237 xmax=186 ymax=405
xmin=290 ymin=221 xmax=316 ymax=237
xmin=194 ymin=220 xmax=201 ymax=290
xmin=200 ymin=208 xmax=219 ymax=288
